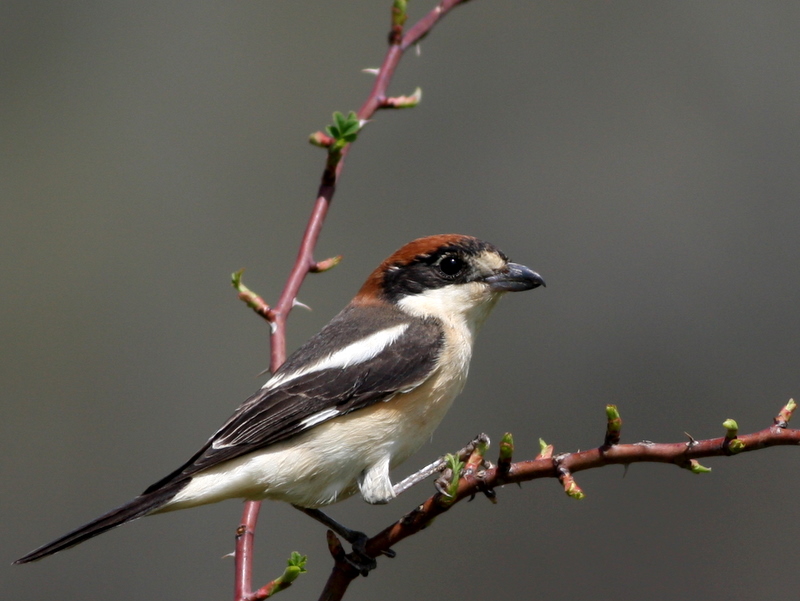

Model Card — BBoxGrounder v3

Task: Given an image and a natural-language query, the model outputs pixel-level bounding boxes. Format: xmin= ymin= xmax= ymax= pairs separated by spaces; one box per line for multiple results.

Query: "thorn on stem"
xmin=292 ymin=299 xmax=312 ymax=311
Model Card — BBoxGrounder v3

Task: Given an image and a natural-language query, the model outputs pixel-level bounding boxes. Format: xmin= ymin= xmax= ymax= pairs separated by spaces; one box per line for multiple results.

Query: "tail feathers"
xmin=14 ymin=480 xmax=187 ymax=564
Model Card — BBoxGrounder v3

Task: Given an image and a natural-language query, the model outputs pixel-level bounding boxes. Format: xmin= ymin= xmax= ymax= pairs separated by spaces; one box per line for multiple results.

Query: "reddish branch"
xmin=232 ymin=1 xmax=474 ymax=599
xmin=319 ymin=400 xmax=799 ymax=600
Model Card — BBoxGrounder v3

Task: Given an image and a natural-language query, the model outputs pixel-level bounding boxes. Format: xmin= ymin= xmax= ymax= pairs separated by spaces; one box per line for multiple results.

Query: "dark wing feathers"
xmin=143 ymin=305 xmax=443 ymax=495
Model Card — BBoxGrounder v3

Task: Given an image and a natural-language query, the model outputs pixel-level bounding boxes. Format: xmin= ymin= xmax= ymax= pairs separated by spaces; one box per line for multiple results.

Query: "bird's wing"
xmin=142 ymin=305 xmax=443 ymax=494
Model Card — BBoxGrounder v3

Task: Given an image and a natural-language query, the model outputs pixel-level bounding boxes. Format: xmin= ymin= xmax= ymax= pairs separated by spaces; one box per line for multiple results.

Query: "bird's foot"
xmin=344 ymin=531 xmax=377 ymax=576
xmin=326 ymin=530 xmax=395 ymax=577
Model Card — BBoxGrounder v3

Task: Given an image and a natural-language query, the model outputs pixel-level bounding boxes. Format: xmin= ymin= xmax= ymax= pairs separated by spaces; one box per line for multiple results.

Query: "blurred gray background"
xmin=3 ymin=1 xmax=799 ymax=600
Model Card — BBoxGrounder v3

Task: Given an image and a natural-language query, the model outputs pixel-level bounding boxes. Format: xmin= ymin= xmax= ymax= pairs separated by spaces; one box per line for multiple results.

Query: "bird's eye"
xmin=438 ymin=255 xmax=465 ymax=277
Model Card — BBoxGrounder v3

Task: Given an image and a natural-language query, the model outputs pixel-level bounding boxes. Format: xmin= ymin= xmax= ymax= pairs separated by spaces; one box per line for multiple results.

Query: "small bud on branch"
xmin=604 ymin=404 xmax=622 ymax=446
xmin=686 ymin=459 xmax=712 ymax=474
xmin=722 ymin=418 xmax=746 ymax=454
xmin=309 ymin=131 xmax=335 ymax=148
xmin=774 ymin=398 xmax=796 ymax=428
xmin=246 ymin=552 xmax=308 ymax=600
xmin=310 ymin=255 xmax=343 ymax=273
xmin=723 ymin=418 xmax=739 ymax=438
xmin=497 ymin=432 xmax=514 ymax=477
xmin=536 ymin=438 xmax=554 ymax=460
xmin=556 ymin=462 xmax=586 ymax=500
xmin=390 ymin=0 xmax=408 ymax=45
xmin=231 ymin=269 xmax=275 ymax=322
xmin=381 ymin=87 xmax=423 ymax=109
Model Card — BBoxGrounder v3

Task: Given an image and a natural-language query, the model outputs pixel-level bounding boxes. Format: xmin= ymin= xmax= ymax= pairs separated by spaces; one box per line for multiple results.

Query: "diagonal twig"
xmin=327 ymin=400 xmax=799 ymax=598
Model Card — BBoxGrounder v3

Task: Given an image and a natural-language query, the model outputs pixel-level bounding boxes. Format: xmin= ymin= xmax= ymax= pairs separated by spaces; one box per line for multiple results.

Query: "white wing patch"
xmin=262 ymin=323 xmax=410 ymax=390
xmin=299 ymin=408 xmax=340 ymax=429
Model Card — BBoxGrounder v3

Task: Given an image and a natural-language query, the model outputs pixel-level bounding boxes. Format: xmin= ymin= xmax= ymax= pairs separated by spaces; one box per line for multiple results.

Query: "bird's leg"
xmin=293 ymin=506 xmax=366 ymax=546
xmin=292 ymin=506 xmax=395 ymax=575
xmin=392 ymin=433 xmax=491 ymax=497
xmin=293 ymin=435 xmax=490 ymax=574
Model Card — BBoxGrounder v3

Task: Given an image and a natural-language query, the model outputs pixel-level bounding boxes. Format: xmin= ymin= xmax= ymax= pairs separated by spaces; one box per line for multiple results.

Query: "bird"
xmin=15 ymin=234 xmax=544 ymax=564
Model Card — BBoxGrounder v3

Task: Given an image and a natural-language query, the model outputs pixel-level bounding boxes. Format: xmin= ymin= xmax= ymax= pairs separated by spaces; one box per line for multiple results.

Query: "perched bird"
xmin=15 ymin=234 xmax=544 ymax=564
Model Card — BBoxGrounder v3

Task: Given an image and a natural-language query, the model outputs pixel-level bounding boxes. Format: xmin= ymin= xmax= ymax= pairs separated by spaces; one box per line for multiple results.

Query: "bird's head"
xmin=354 ymin=234 xmax=544 ymax=331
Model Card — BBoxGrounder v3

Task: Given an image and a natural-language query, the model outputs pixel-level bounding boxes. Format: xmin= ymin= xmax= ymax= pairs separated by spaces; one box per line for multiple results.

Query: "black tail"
xmin=14 ymin=481 xmax=187 ymax=564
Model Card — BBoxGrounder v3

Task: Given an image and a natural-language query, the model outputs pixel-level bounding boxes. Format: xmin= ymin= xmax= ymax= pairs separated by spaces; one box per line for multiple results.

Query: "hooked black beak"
xmin=485 ymin=263 xmax=545 ymax=292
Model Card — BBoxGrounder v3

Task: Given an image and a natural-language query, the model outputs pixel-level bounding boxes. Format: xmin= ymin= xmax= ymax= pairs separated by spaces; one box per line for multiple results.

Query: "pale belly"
xmin=161 ymin=365 xmax=468 ymax=511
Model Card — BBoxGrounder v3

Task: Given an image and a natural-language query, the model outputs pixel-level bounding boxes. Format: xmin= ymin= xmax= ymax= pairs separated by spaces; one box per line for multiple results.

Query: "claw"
xmin=434 ymin=468 xmax=453 ymax=495
xmin=345 ymin=547 xmax=377 ymax=577
xmin=344 ymin=531 xmax=395 ymax=576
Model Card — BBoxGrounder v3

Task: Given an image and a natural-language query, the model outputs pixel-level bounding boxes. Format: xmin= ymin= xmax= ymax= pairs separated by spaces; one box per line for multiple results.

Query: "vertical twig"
xmin=233 ymin=2 xmax=474 ymax=599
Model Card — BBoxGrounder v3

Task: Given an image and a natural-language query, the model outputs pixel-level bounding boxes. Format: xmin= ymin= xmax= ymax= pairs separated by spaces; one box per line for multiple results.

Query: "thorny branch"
xmin=317 ymin=399 xmax=800 ymax=601
xmin=232 ymin=1 xmax=474 ymax=599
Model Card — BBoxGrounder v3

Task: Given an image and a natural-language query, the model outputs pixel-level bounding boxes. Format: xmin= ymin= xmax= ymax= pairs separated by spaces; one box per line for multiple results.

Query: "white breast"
xmin=161 ymin=283 xmax=503 ymax=512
